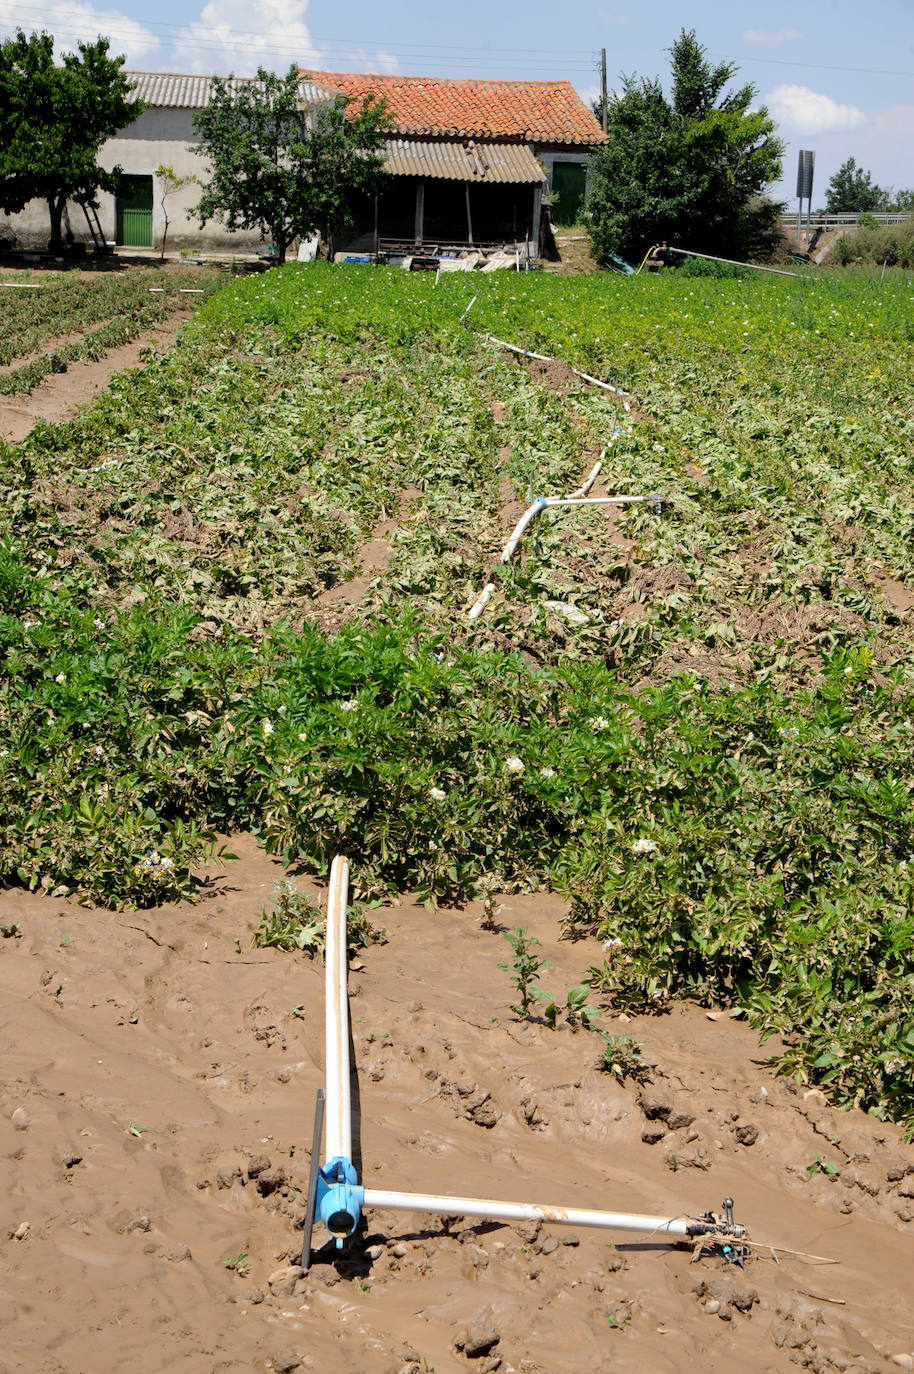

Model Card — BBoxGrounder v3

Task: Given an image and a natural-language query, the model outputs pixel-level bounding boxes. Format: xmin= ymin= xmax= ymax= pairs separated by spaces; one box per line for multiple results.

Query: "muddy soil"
xmin=0 ymin=312 xmax=195 ymax=444
xmin=2 ymin=835 xmax=913 ymax=1374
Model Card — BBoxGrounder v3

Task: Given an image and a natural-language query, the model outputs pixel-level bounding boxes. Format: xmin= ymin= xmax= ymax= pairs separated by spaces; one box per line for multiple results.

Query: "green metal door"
xmin=551 ymin=162 xmax=587 ymax=227
xmin=116 ymin=174 xmax=153 ymax=247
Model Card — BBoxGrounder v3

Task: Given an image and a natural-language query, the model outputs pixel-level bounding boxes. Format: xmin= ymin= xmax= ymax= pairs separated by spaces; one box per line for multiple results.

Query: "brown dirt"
xmin=317 ymin=492 xmax=422 ymax=611
xmin=0 ymin=311 xmax=195 ymax=445
xmin=541 ymin=234 xmax=601 ymax=276
xmin=872 ymin=573 xmax=914 ymax=616
xmin=2 ymin=834 xmax=913 ymax=1374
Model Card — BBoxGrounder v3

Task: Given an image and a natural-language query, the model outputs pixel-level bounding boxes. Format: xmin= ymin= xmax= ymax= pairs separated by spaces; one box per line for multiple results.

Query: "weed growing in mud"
xmin=251 ymin=879 xmax=386 ymax=955
xmin=596 ymin=1031 xmax=651 ymax=1082
xmin=806 ymin=1153 xmax=841 ymax=1180
xmin=540 ymin=983 xmax=601 ymax=1031
xmin=222 ymin=1252 xmax=250 ymax=1276
xmin=499 ymin=927 xmax=551 ymax=1019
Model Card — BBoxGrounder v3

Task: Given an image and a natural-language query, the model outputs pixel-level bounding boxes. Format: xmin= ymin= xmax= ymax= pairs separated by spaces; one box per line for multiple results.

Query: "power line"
xmin=712 ymin=49 xmax=914 ymax=80
xmin=0 ymin=2 xmax=598 ymax=59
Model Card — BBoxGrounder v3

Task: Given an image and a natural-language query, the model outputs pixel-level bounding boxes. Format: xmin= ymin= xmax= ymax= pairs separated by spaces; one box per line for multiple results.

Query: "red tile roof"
xmin=300 ymin=71 xmax=607 ymax=145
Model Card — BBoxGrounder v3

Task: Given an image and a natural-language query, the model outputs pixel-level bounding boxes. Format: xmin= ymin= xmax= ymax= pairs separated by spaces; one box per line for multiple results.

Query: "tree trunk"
xmin=48 ymin=195 xmax=66 ymax=253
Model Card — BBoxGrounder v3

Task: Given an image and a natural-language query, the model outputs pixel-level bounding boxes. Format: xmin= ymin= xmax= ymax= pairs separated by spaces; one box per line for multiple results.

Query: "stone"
xmin=704 ymin=1299 xmax=721 ymax=1315
xmin=470 ymin=1102 xmax=499 ymax=1129
xmin=248 ymin=1288 xmax=265 ymax=1305
xmin=735 ymin=1124 xmax=759 ymax=1147
xmin=10 ymin=1108 xmax=29 ymax=1131
xmin=273 ymin=1349 xmax=301 ymax=1373
xmin=641 ymin=1123 xmax=667 ymax=1144
xmin=667 ymin=1110 xmax=696 ymax=1131
xmin=462 ymin=1315 xmax=500 ymax=1358
xmin=536 ymin=1235 xmax=559 ymax=1256
xmin=890 ymin=1357 xmax=913 ymax=1371
xmin=255 ymin=1165 xmax=286 ymax=1196
xmin=366 ymin=1245 xmax=384 ymax=1261
xmin=268 ymin=1265 xmax=304 ymax=1297
xmin=246 ymin=1153 xmax=271 ymax=1179
xmin=637 ymin=1092 xmax=671 ymax=1122
xmin=392 ymin=1242 xmax=409 ymax=1258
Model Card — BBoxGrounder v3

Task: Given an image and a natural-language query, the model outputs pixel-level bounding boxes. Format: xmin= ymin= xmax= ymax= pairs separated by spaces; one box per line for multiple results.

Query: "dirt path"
xmin=0 ymin=311 xmax=194 ymax=445
xmin=1 ymin=836 xmax=912 ymax=1374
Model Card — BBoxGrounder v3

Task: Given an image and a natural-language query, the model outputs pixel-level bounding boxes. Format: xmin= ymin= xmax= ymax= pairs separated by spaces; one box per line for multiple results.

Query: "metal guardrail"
xmin=779 ymin=212 xmax=913 ymax=229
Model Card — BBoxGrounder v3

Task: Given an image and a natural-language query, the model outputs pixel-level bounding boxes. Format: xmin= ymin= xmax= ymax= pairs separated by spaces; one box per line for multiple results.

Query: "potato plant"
xmin=1 ymin=262 xmax=913 ymax=1130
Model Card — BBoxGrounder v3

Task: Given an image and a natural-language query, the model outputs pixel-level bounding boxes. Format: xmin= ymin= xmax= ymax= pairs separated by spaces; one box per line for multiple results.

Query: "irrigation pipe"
xmin=304 ymin=856 xmax=749 ymax=1260
xmin=485 ymin=333 xmax=629 ymax=395
xmin=639 ymin=244 xmax=809 ymax=280
xmin=324 ymin=855 xmax=352 ymax=1163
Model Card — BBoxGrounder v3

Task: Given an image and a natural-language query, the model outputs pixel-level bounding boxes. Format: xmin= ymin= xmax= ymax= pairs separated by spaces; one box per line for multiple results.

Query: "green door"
xmin=116 ymin=174 xmax=153 ymax=247
xmin=551 ymin=162 xmax=587 ymax=227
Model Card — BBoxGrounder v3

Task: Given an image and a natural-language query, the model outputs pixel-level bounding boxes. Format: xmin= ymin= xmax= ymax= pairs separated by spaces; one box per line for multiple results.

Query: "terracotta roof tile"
xmin=301 ymin=71 xmax=607 ymax=145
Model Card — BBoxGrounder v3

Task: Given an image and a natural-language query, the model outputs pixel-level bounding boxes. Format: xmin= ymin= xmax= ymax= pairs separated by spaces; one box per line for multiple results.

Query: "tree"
xmin=824 ymin=158 xmax=884 ymax=214
xmin=0 ymin=29 xmax=140 ymax=251
xmin=587 ymin=30 xmax=784 ymax=264
xmin=155 ymin=163 xmax=192 ymax=261
xmin=192 ymin=67 xmax=389 ymax=264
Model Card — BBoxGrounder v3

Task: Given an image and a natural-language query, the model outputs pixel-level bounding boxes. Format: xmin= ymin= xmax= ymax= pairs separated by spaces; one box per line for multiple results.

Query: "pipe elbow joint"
xmin=316 ymin=1157 xmax=364 ymax=1247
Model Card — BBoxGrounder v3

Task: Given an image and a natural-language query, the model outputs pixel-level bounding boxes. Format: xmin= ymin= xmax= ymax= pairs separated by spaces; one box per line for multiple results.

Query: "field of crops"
xmin=2 ymin=262 xmax=913 ymax=1130
xmin=0 ymin=267 xmax=216 ymax=396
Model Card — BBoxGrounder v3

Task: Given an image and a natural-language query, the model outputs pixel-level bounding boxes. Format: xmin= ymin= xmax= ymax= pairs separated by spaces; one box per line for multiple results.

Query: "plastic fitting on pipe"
xmin=316 ymin=1156 xmax=364 ymax=1247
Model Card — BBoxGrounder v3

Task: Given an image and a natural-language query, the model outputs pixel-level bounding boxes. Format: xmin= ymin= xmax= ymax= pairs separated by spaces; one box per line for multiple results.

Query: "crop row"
xmin=0 ymin=269 xmax=220 ymax=393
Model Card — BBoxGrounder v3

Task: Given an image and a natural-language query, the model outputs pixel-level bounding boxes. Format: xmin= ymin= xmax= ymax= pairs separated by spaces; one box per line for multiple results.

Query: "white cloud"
xmin=596 ymin=10 xmax=634 ymax=27
xmin=176 ymin=0 xmax=321 ymax=76
xmin=767 ymin=83 xmax=867 ymax=135
xmin=0 ymin=0 xmax=161 ymax=65
xmin=742 ymin=28 xmax=804 ymax=47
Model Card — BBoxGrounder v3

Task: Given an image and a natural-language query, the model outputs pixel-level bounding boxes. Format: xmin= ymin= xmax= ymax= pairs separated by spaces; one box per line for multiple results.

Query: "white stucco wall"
xmin=0 ymin=106 xmax=268 ymax=254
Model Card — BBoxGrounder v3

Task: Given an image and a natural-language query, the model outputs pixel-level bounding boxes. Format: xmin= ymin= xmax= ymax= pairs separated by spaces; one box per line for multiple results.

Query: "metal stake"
xmin=300 ymin=1088 xmax=325 ymax=1270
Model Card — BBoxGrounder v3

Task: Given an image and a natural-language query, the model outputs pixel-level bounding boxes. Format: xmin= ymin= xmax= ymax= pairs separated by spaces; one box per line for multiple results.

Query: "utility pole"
xmin=600 ymin=48 xmax=607 ymax=133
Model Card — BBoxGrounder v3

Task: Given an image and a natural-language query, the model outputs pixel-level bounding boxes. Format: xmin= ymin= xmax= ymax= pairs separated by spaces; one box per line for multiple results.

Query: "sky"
xmin=2 ymin=0 xmax=913 ymax=206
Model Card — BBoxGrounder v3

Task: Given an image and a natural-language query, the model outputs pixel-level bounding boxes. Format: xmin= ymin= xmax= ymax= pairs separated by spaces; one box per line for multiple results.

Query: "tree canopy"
xmin=0 ymin=29 xmax=140 ymax=251
xmin=586 ymin=30 xmax=784 ymax=264
xmin=825 ymin=158 xmax=883 ymax=214
xmin=192 ymin=67 xmax=389 ymax=263
xmin=824 ymin=158 xmax=914 ymax=215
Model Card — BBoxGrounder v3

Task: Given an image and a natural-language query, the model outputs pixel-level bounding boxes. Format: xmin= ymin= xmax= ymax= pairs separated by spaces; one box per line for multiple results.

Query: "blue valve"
xmin=315 ymin=1156 xmax=364 ymax=1249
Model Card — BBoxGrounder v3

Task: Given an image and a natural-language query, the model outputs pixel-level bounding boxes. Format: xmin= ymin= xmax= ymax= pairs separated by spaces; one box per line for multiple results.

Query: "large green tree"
xmin=0 ymin=29 xmax=140 ymax=251
xmin=192 ymin=67 xmax=389 ymax=263
xmin=587 ymin=31 xmax=784 ymax=264
xmin=825 ymin=158 xmax=884 ymax=213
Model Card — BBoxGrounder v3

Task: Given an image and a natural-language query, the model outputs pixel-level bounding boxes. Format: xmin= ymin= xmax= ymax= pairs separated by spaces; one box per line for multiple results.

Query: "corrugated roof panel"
xmin=124 ymin=72 xmax=337 ymax=109
xmin=384 ymin=139 xmax=546 ymax=184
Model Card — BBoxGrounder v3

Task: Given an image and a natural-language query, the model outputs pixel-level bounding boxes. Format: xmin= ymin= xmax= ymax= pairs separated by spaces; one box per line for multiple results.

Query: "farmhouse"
xmin=301 ymin=71 xmax=607 ymax=259
xmin=0 ymin=72 xmax=337 ymax=255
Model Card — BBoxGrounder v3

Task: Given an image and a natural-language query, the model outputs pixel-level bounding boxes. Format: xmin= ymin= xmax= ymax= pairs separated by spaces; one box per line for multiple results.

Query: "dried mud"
xmin=2 ymin=834 xmax=913 ymax=1374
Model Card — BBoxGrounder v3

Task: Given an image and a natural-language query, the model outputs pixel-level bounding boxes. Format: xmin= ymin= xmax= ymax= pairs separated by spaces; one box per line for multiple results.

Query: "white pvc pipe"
xmin=570 ymin=366 xmax=628 ymax=395
xmin=501 ymin=500 xmax=546 ymax=563
xmin=544 ymin=495 xmax=653 ymax=508
xmin=362 ymin=1188 xmax=692 ymax=1238
xmin=485 ymin=334 xmax=553 ymax=364
xmin=324 ymin=855 xmax=352 ymax=1161
xmin=485 ymin=335 xmax=628 ymax=395
xmin=564 ymin=456 xmax=603 ymax=501
xmin=467 ymin=582 xmax=497 ymax=620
